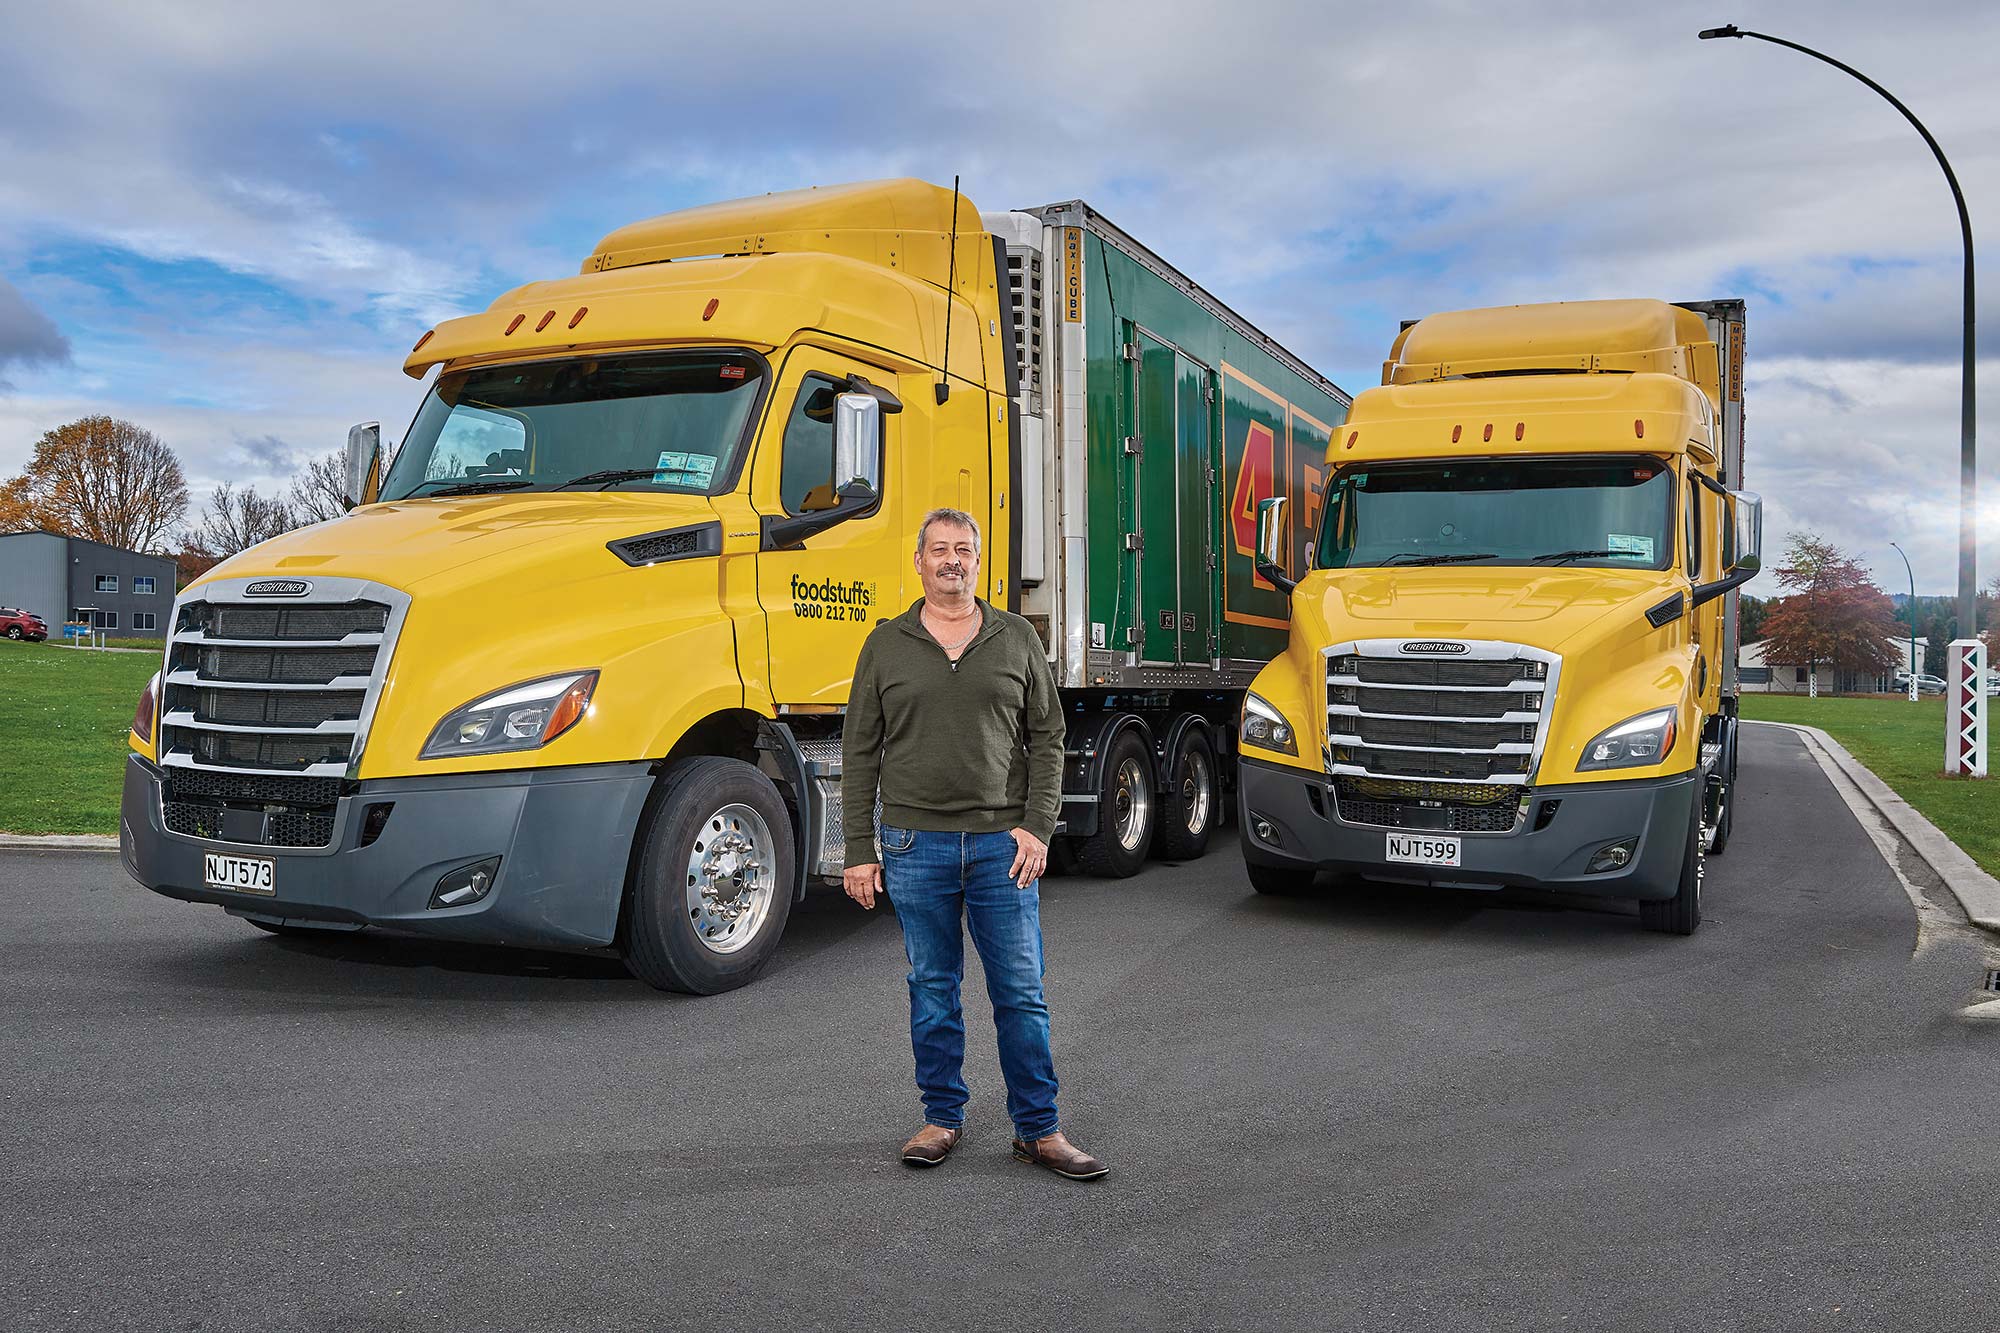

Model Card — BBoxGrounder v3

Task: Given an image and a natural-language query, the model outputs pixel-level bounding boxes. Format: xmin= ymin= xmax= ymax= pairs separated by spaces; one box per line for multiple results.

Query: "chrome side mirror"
xmin=1254 ymin=495 xmax=1295 ymax=594
xmin=1730 ymin=490 xmax=1763 ymax=575
xmin=345 ymin=422 xmax=382 ymax=507
xmin=833 ymin=393 xmax=882 ymax=497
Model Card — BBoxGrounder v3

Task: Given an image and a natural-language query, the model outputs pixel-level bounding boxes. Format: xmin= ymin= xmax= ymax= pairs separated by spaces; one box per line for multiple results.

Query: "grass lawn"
xmin=0 ymin=640 xmax=158 ymax=834
xmin=1740 ymin=693 xmax=2000 ymax=880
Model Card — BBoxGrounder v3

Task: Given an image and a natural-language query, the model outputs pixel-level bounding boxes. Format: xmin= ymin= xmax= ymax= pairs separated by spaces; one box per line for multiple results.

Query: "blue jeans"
xmin=881 ymin=826 xmax=1060 ymax=1141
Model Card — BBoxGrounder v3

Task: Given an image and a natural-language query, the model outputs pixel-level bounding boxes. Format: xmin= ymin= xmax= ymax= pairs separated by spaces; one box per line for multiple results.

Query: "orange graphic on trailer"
xmin=1230 ymin=420 xmax=1278 ymax=559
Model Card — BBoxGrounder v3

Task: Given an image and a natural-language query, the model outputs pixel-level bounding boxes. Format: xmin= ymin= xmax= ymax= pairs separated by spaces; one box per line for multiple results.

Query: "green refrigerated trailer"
xmin=988 ymin=200 xmax=1351 ymax=875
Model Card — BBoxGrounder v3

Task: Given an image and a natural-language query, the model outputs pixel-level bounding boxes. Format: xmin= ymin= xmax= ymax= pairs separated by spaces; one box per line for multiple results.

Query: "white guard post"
xmin=1946 ymin=639 xmax=1988 ymax=778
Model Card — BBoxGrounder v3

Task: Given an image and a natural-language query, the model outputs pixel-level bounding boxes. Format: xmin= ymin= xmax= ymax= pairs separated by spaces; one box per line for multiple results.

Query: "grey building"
xmin=0 ymin=530 xmax=179 ymax=638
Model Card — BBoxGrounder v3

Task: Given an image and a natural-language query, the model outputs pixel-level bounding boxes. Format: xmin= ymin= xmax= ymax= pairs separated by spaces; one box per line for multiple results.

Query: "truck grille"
xmin=1333 ymin=777 xmax=1521 ymax=833
xmin=157 ymin=585 xmax=402 ymax=849
xmin=1327 ymin=643 xmax=1557 ymax=787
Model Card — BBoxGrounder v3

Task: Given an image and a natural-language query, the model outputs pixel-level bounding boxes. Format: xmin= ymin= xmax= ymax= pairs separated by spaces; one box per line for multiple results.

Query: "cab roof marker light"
xmin=535 ymin=311 xmax=556 ymax=332
xmin=569 ymin=307 xmax=588 ymax=329
xmin=1346 ymin=430 xmax=1359 ymax=449
xmin=505 ymin=314 xmax=525 ymax=336
xmin=1635 ymin=418 xmax=1645 ymax=438
xmin=1515 ymin=422 xmax=1524 ymax=441
xmin=1483 ymin=424 xmax=1493 ymax=442
xmin=411 ymin=329 xmax=434 ymax=354
xmin=1451 ymin=425 xmax=1462 ymax=443
xmin=703 ymin=299 xmax=719 ymax=321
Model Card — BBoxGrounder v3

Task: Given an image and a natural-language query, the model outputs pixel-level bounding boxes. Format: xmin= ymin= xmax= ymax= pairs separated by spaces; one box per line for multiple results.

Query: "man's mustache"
xmin=937 ymin=565 xmax=966 ymax=577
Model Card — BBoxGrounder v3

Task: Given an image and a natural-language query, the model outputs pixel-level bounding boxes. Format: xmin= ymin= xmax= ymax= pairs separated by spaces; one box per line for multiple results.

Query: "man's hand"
xmin=844 ymin=862 xmax=883 ymax=910
xmin=1007 ymin=828 xmax=1049 ymax=888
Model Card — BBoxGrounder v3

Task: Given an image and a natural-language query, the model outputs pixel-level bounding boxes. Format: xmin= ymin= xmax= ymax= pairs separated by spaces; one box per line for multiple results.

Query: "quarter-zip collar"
xmin=894 ymin=596 xmax=1007 ymax=669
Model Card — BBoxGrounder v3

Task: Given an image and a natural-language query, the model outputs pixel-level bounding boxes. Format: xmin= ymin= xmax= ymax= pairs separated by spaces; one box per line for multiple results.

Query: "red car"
xmin=1 ymin=607 xmax=49 ymax=641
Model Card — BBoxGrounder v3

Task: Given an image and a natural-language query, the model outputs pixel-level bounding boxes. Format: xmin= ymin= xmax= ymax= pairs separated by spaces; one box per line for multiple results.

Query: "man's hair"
xmin=915 ymin=507 xmax=982 ymax=556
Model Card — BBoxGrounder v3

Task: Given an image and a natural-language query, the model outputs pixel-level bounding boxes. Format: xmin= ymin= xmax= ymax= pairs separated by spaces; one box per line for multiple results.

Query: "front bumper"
xmin=1238 ymin=757 xmax=1696 ymax=901
xmin=119 ymin=754 xmax=656 ymax=949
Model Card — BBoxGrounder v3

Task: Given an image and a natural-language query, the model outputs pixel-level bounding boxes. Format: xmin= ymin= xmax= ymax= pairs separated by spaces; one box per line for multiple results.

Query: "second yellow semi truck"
xmin=1238 ymin=299 xmax=1761 ymax=934
xmin=118 ymin=179 xmax=1348 ymax=992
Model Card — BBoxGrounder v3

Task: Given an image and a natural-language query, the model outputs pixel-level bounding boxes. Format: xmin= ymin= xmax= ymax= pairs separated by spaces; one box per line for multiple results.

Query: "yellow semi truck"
xmin=1237 ymin=299 xmax=1762 ymax=934
xmin=118 ymin=179 xmax=1348 ymax=992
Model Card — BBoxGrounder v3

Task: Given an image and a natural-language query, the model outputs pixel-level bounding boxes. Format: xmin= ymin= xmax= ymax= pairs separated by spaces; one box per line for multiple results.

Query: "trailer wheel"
xmin=623 ymin=756 xmax=796 ymax=994
xmin=1071 ymin=730 xmax=1155 ymax=878
xmin=1154 ymin=730 xmax=1217 ymax=862
xmin=1639 ymin=797 xmax=1703 ymax=936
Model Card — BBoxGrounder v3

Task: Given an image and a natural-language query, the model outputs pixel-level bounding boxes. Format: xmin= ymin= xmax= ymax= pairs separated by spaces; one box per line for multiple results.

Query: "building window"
xmin=1794 ymin=666 xmax=1807 ymax=683
xmin=133 ymin=612 xmax=157 ymax=631
xmin=134 ymin=576 xmax=157 ymax=595
xmin=92 ymin=610 xmax=119 ymax=630
xmin=95 ymin=574 xmax=118 ymax=593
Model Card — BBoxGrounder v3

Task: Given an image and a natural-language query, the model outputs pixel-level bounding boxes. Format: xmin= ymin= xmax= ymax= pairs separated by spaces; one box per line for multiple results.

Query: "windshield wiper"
xmin=1530 ymin=548 xmax=1623 ymax=564
xmin=551 ymin=468 xmax=667 ymax=490
xmin=406 ymin=478 xmax=535 ymax=498
xmin=1382 ymin=552 xmax=1499 ymax=566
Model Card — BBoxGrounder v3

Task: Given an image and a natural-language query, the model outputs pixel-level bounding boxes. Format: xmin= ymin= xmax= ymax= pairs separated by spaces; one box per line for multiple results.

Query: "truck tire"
xmin=1639 ymin=798 xmax=1703 ymax=936
xmin=623 ymin=756 xmax=796 ymax=994
xmin=1154 ymin=730 xmax=1217 ymax=862
xmin=1072 ymin=729 xmax=1155 ymax=878
xmin=1247 ymin=861 xmax=1318 ymax=896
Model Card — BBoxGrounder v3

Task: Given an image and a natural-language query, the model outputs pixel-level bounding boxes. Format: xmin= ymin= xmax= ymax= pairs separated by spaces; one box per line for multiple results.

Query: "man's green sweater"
xmin=842 ymin=597 xmax=1065 ymax=867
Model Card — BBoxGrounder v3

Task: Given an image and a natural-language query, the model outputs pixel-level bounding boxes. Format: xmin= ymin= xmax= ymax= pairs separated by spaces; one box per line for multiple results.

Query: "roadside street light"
xmin=1702 ymin=23 xmax=1979 ymax=770
xmin=1889 ymin=541 xmax=1918 ymax=701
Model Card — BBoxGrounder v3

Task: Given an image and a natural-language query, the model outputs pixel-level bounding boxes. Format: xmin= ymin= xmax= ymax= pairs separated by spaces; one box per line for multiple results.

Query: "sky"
xmin=0 ymin=0 xmax=1995 ymax=600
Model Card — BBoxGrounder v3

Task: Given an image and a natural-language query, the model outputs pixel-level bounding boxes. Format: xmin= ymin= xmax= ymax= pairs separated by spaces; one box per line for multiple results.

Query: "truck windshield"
xmin=381 ymin=350 xmax=767 ymax=501
xmin=1317 ymin=456 xmax=1674 ymax=571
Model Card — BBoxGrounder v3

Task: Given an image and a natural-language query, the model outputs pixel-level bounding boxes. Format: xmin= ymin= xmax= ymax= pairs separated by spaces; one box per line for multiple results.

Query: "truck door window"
xmin=779 ymin=375 xmax=844 ymax=514
xmin=1685 ymin=474 xmax=1702 ymax=577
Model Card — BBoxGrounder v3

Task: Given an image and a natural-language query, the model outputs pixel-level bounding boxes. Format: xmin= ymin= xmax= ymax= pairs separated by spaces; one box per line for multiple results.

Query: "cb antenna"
xmin=935 ymin=174 xmax=960 ymax=406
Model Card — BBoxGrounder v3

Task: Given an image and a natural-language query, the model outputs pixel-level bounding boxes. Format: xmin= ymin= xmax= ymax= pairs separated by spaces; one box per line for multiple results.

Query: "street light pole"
xmin=1699 ymin=24 xmax=1977 ymax=643
xmin=1890 ymin=540 xmax=1918 ymax=700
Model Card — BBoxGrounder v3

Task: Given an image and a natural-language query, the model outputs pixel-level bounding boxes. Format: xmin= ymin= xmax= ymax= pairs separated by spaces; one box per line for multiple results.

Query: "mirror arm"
xmin=1688 ymin=565 xmax=1757 ymax=609
xmin=1255 ymin=557 xmax=1297 ymax=595
xmin=760 ymin=488 xmax=879 ymax=551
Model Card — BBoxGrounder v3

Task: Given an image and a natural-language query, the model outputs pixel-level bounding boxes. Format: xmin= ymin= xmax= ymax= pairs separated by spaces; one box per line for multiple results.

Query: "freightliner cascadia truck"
xmin=118 ymin=179 xmax=1349 ymax=992
xmin=1237 ymin=299 xmax=1762 ymax=934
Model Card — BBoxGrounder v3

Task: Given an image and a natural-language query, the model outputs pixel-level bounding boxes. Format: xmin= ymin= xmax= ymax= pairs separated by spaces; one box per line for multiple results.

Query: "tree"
xmin=1759 ymin=532 xmax=1900 ymax=691
xmin=187 ymin=483 xmax=298 ymax=561
xmin=1738 ymin=593 xmax=1767 ymax=643
xmin=0 ymin=415 xmax=188 ymax=549
xmin=287 ymin=452 xmax=351 ymax=525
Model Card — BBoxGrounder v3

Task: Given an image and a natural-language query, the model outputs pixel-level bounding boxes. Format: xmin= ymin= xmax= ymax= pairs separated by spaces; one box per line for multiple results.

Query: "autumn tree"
xmin=0 ymin=415 xmax=188 ymax=549
xmin=287 ymin=451 xmax=350 ymax=525
xmin=187 ymin=483 xmax=298 ymax=561
xmin=1759 ymin=532 xmax=1900 ymax=690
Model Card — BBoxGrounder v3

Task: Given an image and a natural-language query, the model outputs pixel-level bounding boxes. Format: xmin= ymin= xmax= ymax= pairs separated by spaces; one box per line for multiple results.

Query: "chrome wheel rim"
xmin=1113 ymin=757 xmax=1151 ymax=853
xmin=683 ymin=802 xmax=777 ymax=955
xmin=1178 ymin=748 xmax=1213 ymax=836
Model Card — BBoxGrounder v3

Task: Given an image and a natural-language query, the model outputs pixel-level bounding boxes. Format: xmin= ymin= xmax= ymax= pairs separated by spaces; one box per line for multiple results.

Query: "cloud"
xmin=0 ymin=275 xmax=71 ymax=388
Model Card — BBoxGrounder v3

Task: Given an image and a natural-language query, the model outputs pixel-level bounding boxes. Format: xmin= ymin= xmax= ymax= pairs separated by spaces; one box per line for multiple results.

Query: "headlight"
xmin=1241 ymin=691 xmax=1299 ymax=756
xmin=1578 ymin=706 xmax=1678 ymax=771
xmin=420 ymin=671 xmax=599 ymax=760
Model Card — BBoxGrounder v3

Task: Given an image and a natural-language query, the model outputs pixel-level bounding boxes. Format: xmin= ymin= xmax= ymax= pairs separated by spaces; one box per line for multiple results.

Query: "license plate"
xmin=204 ymin=852 xmax=276 ymax=895
xmin=1386 ymin=833 xmax=1460 ymax=867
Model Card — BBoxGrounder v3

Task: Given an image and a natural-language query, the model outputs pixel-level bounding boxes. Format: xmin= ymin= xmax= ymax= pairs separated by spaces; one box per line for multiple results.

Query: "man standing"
xmin=842 ymin=507 xmax=1107 ymax=1181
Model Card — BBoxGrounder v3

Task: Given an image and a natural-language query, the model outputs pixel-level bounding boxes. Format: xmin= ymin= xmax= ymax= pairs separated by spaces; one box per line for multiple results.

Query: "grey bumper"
xmin=1238 ymin=757 xmax=1696 ymax=902
xmin=119 ymin=754 xmax=656 ymax=950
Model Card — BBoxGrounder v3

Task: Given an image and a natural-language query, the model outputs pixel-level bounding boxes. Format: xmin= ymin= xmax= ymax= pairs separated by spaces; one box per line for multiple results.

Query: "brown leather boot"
xmin=899 ymin=1125 xmax=962 ymax=1167
xmin=1011 ymin=1131 xmax=1108 ymax=1181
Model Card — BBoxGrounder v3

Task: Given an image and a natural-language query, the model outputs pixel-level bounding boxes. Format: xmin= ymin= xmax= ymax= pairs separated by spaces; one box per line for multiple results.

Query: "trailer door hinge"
xmin=1204 ymin=464 xmax=1216 ymax=485
xmin=1121 ymin=341 xmax=1140 ymax=362
xmin=1123 ymin=435 xmax=1143 ymax=456
xmin=1124 ymin=531 xmax=1144 ymax=552
xmin=1204 ymin=551 xmax=1217 ymax=571
xmin=1203 ymin=381 xmax=1216 ymax=404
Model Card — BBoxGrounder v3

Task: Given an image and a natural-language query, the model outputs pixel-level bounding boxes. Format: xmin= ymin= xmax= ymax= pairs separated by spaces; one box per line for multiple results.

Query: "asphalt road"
xmin=3 ymin=726 xmax=1996 ymax=1332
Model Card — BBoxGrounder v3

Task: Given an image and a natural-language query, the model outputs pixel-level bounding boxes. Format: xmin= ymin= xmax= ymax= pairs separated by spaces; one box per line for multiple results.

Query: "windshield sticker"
xmin=1606 ymin=534 xmax=1655 ymax=561
xmin=652 ymin=451 xmax=718 ymax=487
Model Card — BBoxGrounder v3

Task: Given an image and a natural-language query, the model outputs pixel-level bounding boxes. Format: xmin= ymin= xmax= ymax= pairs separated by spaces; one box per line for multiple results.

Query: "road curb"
xmin=0 ymin=834 xmax=119 ymax=851
xmin=1748 ymin=720 xmax=2000 ymax=933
